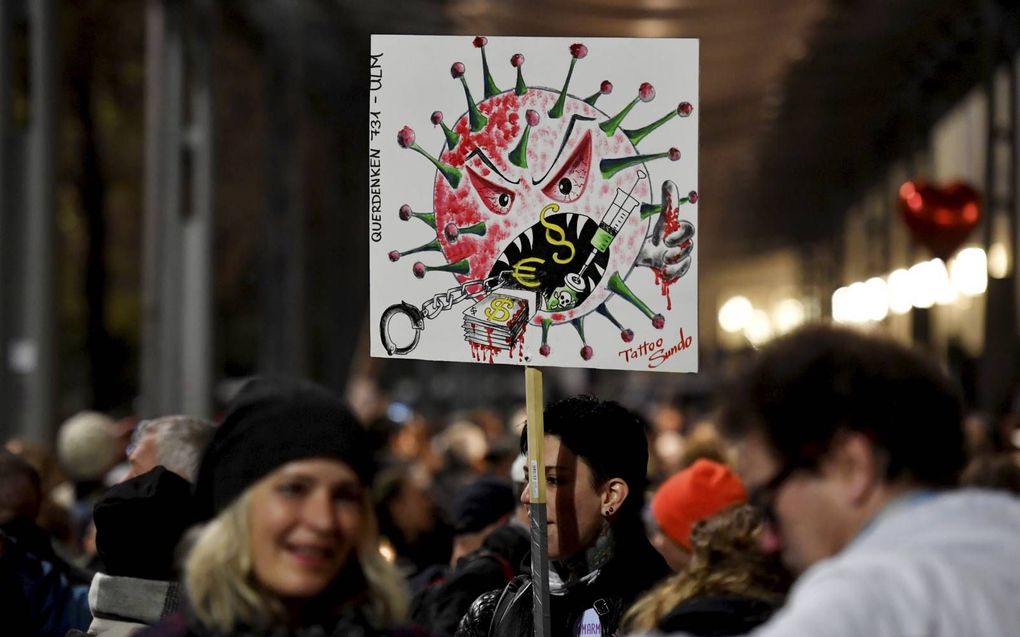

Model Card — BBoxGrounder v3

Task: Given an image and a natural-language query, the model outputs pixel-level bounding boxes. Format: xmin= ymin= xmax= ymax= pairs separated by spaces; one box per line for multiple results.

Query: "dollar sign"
xmin=485 ymin=297 xmax=514 ymax=323
xmin=540 ymin=203 xmax=576 ymax=265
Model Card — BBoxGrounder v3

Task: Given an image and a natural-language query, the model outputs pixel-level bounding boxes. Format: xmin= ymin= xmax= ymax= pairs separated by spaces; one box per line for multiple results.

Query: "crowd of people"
xmin=2 ymin=323 xmax=1019 ymax=637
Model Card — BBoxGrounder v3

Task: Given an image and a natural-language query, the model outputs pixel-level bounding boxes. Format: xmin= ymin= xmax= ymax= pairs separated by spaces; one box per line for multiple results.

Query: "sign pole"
xmin=525 ymin=366 xmax=551 ymax=637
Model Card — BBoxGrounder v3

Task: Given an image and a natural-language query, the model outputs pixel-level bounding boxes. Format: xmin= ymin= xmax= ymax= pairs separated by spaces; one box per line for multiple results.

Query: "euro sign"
xmin=484 ymin=297 xmax=515 ymax=323
xmin=540 ymin=203 xmax=576 ymax=265
xmin=511 ymin=257 xmax=545 ymax=288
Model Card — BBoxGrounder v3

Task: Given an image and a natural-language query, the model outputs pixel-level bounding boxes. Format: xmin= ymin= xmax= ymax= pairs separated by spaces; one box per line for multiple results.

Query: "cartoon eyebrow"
xmin=465 ymin=148 xmax=520 ymax=185
xmin=533 ymin=114 xmax=596 ymax=185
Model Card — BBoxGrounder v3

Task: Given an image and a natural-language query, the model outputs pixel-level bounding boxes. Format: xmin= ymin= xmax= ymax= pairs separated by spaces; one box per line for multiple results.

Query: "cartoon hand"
xmin=637 ymin=180 xmax=695 ymax=282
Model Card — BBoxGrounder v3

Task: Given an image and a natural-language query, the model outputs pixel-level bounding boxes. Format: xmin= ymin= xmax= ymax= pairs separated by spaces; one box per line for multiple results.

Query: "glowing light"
xmin=930 ymin=259 xmax=957 ymax=305
xmin=988 ymin=242 xmax=1009 ymax=279
xmin=887 ymin=269 xmax=913 ymax=315
xmin=744 ymin=309 xmax=773 ymax=346
xmin=950 ymin=248 xmax=987 ymax=296
xmin=864 ymin=277 xmax=889 ymax=321
xmin=847 ymin=282 xmax=869 ymax=323
xmin=832 ymin=286 xmax=850 ymax=323
xmin=379 ymin=540 xmax=396 ymax=563
xmin=773 ymin=298 xmax=805 ymax=334
xmin=907 ymin=261 xmax=936 ymax=309
xmin=718 ymin=296 xmax=754 ymax=333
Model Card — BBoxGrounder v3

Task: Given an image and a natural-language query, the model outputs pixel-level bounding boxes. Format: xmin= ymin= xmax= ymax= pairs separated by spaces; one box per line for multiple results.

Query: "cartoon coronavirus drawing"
xmin=382 ymin=36 xmax=696 ymax=361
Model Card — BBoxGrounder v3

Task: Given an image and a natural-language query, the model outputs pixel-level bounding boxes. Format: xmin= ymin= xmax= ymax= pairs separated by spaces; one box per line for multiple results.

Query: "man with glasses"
xmin=678 ymin=324 xmax=1020 ymax=637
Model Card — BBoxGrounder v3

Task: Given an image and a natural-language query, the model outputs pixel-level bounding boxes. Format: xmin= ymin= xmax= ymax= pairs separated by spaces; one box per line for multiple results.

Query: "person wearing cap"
xmin=648 ymin=459 xmax=748 ymax=572
xmin=457 ymin=396 xmax=671 ymax=637
xmin=83 ymin=466 xmax=195 ymax=636
xmin=448 ymin=476 xmax=519 ymax=566
xmin=136 ymin=377 xmax=413 ymax=637
xmin=622 ymin=504 xmax=791 ymax=635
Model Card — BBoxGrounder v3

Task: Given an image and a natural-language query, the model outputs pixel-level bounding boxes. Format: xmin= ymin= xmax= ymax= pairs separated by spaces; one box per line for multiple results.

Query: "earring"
xmin=605 ymin=506 xmax=614 ymax=515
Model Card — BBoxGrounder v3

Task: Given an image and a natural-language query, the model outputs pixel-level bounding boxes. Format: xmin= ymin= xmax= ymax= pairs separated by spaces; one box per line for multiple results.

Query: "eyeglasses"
xmin=747 ymin=463 xmax=801 ymax=527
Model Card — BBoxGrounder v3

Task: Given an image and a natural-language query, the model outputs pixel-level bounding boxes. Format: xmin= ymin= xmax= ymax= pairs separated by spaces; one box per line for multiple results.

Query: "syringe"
xmin=565 ymin=170 xmax=647 ymax=292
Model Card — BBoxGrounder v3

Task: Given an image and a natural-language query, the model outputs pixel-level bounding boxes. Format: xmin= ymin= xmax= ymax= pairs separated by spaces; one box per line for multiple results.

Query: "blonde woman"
xmin=622 ymin=505 xmax=791 ymax=636
xmin=137 ymin=378 xmax=417 ymax=637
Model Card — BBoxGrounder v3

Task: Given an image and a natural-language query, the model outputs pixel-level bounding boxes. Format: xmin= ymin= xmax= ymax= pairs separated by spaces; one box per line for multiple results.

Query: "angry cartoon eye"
xmin=467 ymin=166 xmax=516 ymax=215
xmin=542 ymin=130 xmax=592 ymax=204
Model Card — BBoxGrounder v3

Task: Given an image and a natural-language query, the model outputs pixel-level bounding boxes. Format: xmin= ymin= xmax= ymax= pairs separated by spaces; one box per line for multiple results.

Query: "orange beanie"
xmin=651 ymin=458 xmax=747 ymax=550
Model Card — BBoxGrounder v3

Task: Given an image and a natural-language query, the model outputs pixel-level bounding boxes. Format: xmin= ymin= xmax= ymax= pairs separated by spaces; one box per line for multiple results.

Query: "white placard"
xmin=370 ymin=35 xmax=699 ymax=372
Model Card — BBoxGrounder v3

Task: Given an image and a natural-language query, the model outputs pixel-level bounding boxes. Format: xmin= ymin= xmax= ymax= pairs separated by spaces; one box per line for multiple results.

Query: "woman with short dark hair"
xmin=457 ymin=395 xmax=670 ymax=637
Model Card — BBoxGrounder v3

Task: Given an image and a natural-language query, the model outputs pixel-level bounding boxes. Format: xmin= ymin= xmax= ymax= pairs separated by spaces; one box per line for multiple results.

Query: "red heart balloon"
xmin=898 ymin=180 xmax=981 ymax=260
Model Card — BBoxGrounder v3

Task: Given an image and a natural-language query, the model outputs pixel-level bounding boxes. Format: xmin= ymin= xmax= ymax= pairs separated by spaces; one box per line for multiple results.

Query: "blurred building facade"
xmin=1 ymin=0 xmax=1019 ymax=440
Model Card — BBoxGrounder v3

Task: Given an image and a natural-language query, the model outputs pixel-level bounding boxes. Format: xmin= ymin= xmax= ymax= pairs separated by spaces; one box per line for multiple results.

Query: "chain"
xmin=420 ymin=270 xmax=512 ymax=320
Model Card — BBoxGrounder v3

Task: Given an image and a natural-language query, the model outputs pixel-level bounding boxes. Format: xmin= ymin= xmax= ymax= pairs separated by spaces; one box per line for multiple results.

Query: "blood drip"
xmin=469 ymin=342 xmax=502 ymax=364
xmin=653 ymin=199 xmax=683 ymax=310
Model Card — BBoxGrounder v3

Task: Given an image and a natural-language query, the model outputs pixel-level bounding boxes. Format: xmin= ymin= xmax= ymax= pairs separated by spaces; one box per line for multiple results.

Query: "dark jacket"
xmin=1 ymin=517 xmax=96 ymax=586
xmin=0 ymin=529 xmax=92 ymax=637
xmin=412 ymin=524 xmax=529 ymax=637
xmin=657 ymin=595 xmax=779 ymax=636
xmin=457 ymin=526 xmax=669 ymax=637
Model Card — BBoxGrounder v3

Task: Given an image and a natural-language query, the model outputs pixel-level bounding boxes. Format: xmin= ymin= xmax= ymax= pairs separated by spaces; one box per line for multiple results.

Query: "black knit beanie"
xmin=193 ymin=377 xmax=373 ymax=521
xmin=94 ymin=466 xmax=194 ymax=580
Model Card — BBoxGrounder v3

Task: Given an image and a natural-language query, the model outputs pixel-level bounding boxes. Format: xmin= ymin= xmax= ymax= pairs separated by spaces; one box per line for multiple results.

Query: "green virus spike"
xmin=398 ymin=204 xmax=436 ymax=228
xmin=451 ymin=62 xmax=488 ymax=132
xmin=509 ymin=110 xmax=540 ymax=169
xmin=570 ymin=317 xmax=594 ymax=360
xmin=460 ymin=221 xmax=486 ymax=236
xmin=460 ymin=76 xmax=488 ymax=132
xmin=508 ymin=126 xmax=531 ymax=168
xmin=549 ymin=43 xmax=588 ymax=119
xmin=539 ymin=318 xmax=553 ymax=356
xmin=388 ymin=238 xmax=442 ymax=263
xmin=474 ymin=37 xmax=501 ymax=98
xmin=412 ymin=142 xmax=462 ymax=188
xmin=601 ymin=147 xmax=679 ymax=180
xmin=412 ymin=258 xmax=471 ymax=279
xmin=600 ymin=98 xmax=637 ymax=136
xmin=431 ymin=111 xmax=460 ymax=150
xmin=583 ymin=80 xmax=613 ymax=107
xmin=596 ymin=303 xmax=635 ymax=342
xmin=640 ymin=202 xmax=662 ymax=219
xmin=624 ymin=106 xmax=681 ymax=146
xmin=639 ymin=193 xmax=695 ymax=220
xmin=600 ymin=82 xmax=655 ymax=136
xmin=444 ymin=221 xmax=487 ymax=242
xmin=511 ymin=53 xmax=527 ymax=95
xmin=398 ymin=125 xmax=463 ymax=188
xmin=441 ymin=122 xmax=460 ymax=149
xmin=571 ymin=317 xmax=586 ymax=341
xmin=608 ymin=272 xmax=665 ymax=328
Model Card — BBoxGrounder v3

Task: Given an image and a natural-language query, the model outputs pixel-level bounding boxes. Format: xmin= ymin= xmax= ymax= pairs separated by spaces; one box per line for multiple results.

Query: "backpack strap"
xmin=475 ymin=549 xmax=515 ymax=583
xmin=487 ymin=574 xmax=532 ymax=637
